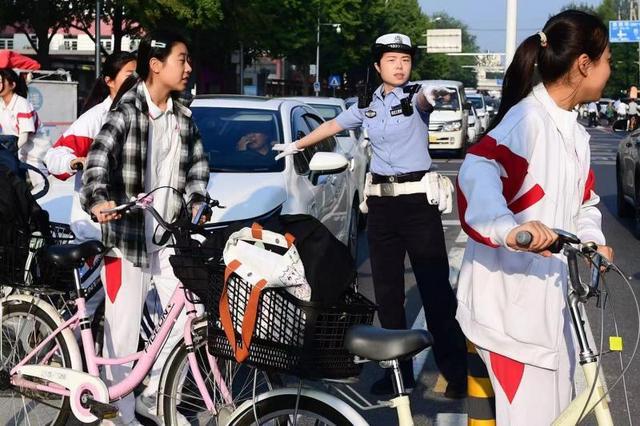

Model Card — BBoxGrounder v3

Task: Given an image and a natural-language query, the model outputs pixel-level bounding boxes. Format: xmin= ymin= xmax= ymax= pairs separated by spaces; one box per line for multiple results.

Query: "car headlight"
xmin=443 ymin=120 xmax=462 ymax=132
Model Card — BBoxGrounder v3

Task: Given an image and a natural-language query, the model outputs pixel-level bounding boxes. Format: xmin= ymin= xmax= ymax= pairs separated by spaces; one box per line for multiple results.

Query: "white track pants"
xmin=101 ymin=247 xmax=192 ymax=424
xmin=475 ymin=314 xmax=576 ymax=425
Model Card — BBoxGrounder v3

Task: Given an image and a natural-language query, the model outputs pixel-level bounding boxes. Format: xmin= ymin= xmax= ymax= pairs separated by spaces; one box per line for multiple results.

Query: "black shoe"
xmin=444 ymin=381 xmax=467 ymax=399
xmin=370 ymin=372 xmax=416 ymax=395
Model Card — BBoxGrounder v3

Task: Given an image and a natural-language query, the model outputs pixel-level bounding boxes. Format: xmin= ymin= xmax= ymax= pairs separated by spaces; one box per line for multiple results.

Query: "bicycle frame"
xmin=553 ymin=290 xmax=613 ymax=425
xmin=8 ymin=264 xmax=232 ymax=415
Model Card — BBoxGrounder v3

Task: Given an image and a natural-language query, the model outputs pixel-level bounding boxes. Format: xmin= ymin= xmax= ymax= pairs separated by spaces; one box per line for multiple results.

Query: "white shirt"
xmin=142 ymin=82 xmax=182 ymax=253
xmin=616 ymin=102 xmax=628 ymax=115
xmin=587 ymin=102 xmax=597 ymax=113
xmin=456 ymin=83 xmax=604 ymax=370
xmin=0 ymin=93 xmax=38 ymax=136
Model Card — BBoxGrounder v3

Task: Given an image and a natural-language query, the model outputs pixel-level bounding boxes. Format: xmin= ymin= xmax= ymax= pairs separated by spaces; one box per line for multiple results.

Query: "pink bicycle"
xmin=0 ymin=192 xmax=275 ymax=424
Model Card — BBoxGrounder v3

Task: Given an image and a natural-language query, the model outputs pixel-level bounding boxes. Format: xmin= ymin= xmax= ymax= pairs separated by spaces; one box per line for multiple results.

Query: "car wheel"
xmin=348 ymin=200 xmax=359 ymax=264
xmin=617 ymin=161 xmax=633 ymax=217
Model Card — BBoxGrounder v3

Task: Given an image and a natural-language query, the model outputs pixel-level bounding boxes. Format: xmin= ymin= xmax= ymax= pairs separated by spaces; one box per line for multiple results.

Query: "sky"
xmin=418 ymin=0 xmax=603 ymax=52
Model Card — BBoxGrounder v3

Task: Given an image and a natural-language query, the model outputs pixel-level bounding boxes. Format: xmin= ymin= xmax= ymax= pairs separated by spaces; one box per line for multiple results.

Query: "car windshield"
xmin=191 ymin=107 xmax=285 ymax=173
xmin=468 ymin=96 xmax=484 ymax=110
xmin=434 ymin=89 xmax=460 ymax=111
xmin=308 ymin=103 xmax=349 ymax=137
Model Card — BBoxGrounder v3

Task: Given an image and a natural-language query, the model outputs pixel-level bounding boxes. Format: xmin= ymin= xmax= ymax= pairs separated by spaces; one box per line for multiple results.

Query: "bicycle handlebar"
xmin=101 ymin=190 xmax=223 ymax=234
xmin=516 ymin=229 xmax=608 ymax=302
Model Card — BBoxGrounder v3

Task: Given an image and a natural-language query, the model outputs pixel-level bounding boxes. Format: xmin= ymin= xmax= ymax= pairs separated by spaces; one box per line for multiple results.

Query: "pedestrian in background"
xmin=274 ymin=32 xmax=468 ymax=399
xmin=456 ymin=10 xmax=613 ymax=425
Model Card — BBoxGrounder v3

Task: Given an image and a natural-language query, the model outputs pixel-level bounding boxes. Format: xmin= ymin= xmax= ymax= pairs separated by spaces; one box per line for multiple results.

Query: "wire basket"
xmin=0 ymin=222 xmax=76 ymax=290
xmin=207 ymin=271 xmax=376 ymax=379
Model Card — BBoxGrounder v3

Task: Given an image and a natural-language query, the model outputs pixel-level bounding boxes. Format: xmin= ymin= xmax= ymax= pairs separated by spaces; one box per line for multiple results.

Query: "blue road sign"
xmin=328 ymin=75 xmax=342 ymax=88
xmin=610 ymin=20 xmax=640 ymax=43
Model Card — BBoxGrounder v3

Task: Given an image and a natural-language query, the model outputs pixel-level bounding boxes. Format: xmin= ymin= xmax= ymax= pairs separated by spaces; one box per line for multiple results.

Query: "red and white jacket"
xmin=44 ymin=97 xmax=112 ymax=241
xmin=456 ymin=83 xmax=605 ymax=370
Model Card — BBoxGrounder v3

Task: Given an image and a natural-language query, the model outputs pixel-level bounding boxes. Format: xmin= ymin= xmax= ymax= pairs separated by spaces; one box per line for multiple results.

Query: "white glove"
xmin=422 ymin=172 xmax=454 ymax=214
xmin=421 ymin=85 xmax=454 ymax=107
xmin=272 ymin=141 xmax=303 ymax=160
xmin=437 ymin=174 xmax=454 ymax=214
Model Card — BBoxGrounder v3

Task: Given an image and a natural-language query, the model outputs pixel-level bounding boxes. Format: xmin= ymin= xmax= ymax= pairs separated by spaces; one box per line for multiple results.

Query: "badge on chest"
xmin=365 ymin=110 xmax=377 ymax=118
xmin=390 ymin=104 xmax=404 ymax=117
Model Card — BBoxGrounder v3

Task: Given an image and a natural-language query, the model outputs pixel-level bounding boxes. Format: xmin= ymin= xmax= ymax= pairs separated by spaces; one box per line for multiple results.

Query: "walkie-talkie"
xmin=358 ymin=66 xmax=373 ymax=109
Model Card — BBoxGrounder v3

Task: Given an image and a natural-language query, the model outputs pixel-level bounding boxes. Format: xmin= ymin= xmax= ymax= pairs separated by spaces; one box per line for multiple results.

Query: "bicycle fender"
xmin=1 ymin=294 xmax=83 ymax=371
xmin=225 ymin=387 xmax=369 ymax=425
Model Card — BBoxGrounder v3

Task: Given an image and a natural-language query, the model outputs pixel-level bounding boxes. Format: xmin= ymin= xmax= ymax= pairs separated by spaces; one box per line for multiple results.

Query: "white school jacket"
xmin=44 ymin=97 xmax=112 ymax=241
xmin=456 ymin=83 xmax=605 ymax=370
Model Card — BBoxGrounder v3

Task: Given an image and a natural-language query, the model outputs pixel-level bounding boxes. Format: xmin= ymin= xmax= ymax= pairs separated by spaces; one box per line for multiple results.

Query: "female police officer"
xmin=274 ymin=33 xmax=468 ymax=398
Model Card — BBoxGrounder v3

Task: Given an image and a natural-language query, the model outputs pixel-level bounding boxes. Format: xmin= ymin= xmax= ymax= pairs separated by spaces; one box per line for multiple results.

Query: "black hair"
xmin=82 ymin=51 xmax=137 ymax=113
xmin=486 ymin=9 xmax=608 ymax=133
xmin=111 ymin=29 xmax=189 ymax=107
xmin=0 ymin=69 xmax=28 ymax=99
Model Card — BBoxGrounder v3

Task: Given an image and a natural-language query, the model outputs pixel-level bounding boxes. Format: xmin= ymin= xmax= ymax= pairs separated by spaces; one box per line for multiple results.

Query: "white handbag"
xmin=220 ymin=223 xmax=311 ymax=362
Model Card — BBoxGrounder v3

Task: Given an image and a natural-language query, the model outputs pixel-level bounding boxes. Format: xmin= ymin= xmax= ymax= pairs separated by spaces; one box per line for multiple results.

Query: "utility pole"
xmin=95 ymin=0 xmax=101 ymax=78
xmin=505 ymin=0 xmax=517 ymax=69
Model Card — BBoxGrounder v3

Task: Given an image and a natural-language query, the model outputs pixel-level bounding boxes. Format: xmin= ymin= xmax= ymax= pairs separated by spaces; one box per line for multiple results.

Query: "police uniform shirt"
xmin=336 ymin=83 xmax=432 ymax=175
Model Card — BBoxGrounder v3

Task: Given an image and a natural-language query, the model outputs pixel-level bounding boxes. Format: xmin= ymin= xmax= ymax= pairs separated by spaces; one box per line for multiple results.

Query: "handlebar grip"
xmin=516 ymin=231 xmax=532 ymax=247
xmin=71 ymin=162 xmax=84 ymax=171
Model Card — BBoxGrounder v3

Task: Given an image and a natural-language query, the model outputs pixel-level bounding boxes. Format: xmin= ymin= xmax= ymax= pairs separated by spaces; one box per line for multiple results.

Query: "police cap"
xmin=372 ymin=33 xmax=416 ymax=63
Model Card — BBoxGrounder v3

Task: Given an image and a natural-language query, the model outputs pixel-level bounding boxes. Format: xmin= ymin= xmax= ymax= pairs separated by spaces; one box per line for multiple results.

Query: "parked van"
xmin=416 ymin=80 xmax=470 ymax=157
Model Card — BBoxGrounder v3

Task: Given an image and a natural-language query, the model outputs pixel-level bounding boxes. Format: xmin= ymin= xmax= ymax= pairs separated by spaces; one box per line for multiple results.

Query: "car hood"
xmin=430 ymin=110 xmax=462 ymax=122
xmin=207 ymin=172 xmax=287 ymax=223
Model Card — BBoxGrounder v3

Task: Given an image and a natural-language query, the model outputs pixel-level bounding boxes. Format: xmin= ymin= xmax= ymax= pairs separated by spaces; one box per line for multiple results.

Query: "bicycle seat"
xmin=43 ymin=240 xmax=105 ymax=268
xmin=344 ymin=325 xmax=433 ymax=362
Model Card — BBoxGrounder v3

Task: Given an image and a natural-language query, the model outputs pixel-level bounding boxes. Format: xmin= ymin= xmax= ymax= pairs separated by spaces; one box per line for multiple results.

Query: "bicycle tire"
xmin=0 ymin=300 xmax=73 ymax=425
xmin=160 ymin=325 xmax=280 ymax=425
xmin=227 ymin=394 xmax=356 ymax=426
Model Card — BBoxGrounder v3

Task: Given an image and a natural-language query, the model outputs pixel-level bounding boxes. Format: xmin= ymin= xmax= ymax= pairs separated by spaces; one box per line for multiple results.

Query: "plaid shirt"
xmin=80 ymin=81 xmax=209 ymax=266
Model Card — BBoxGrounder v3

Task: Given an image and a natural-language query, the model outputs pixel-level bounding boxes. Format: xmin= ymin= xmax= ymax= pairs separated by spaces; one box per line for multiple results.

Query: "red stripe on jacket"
xmin=51 ymin=134 xmax=94 ymax=180
xmin=458 ymin=135 xmax=544 ymax=247
xmin=456 ymin=180 xmax=500 ymax=248
xmin=583 ymin=169 xmax=595 ymax=203
xmin=16 ymin=111 xmax=35 ymax=119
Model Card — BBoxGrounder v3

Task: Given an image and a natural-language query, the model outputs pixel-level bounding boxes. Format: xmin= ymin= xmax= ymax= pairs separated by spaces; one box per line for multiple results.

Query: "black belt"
xmin=371 ymin=170 xmax=428 ymax=184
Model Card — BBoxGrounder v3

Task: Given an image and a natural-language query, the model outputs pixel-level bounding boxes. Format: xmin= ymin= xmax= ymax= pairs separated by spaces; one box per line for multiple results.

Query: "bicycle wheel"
xmin=0 ymin=300 xmax=73 ymax=425
xmin=227 ymin=394 xmax=356 ymax=426
xmin=160 ymin=327 xmax=280 ymax=425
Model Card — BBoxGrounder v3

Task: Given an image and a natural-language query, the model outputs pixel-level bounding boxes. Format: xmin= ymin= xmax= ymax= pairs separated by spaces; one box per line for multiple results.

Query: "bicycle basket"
xmin=0 ymin=222 xmax=76 ymax=289
xmin=169 ymin=241 xmax=224 ymax=305
xmin=207 ymin=270 xmax=376 ymax=379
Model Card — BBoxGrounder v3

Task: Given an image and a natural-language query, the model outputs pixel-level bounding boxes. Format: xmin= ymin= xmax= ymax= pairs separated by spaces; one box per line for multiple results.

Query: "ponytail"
xmin=485 ymin=35 xmax=540 ymax=133
xmin=486 ymin=9 xmax=608 ymax=133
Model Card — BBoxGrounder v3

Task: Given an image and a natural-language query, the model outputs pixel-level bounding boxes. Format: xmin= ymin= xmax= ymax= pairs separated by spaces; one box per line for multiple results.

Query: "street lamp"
xmin=315 ymin=19 xmax=341 ymax=96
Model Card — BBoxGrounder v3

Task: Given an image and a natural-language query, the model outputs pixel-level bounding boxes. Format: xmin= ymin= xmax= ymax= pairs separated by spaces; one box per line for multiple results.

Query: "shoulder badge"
xmin=365 ymin=110 xmax=377 ymax=118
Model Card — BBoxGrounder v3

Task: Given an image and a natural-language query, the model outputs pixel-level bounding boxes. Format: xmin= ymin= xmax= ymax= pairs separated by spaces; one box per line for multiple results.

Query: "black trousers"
xmin=367 ymin=193 xmax=467 ymax=385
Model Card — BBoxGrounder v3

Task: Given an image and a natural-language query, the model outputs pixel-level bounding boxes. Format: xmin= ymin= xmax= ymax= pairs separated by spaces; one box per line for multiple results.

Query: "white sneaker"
xmin=135 ymin=393 xmax=190 ymax=426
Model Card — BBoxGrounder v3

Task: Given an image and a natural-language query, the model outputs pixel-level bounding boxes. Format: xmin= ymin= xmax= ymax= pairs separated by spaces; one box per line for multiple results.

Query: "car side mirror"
xmin=309 ymin=152 xmax=349 ymax=185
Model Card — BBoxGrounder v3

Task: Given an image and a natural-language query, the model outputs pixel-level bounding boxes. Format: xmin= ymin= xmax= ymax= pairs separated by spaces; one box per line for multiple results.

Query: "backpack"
xmin=0 ymin=164 xmax=52 ymax=283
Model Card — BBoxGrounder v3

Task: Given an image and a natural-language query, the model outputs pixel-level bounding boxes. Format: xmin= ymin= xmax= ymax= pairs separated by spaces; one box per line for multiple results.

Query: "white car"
xmin=467 ymin=94 xmax=489 ymax=132
xmin=284 ymin=96 xmax=369 ymax=206
xmin=38 ymin=96 xmax=362 ymax=258
xmin=467 ymin=105 xmax=482 ymax=143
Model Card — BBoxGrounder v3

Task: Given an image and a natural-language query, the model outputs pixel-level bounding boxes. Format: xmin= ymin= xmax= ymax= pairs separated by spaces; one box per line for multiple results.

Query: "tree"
xmin=0 ymin=0 xmax=80 ymax=68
